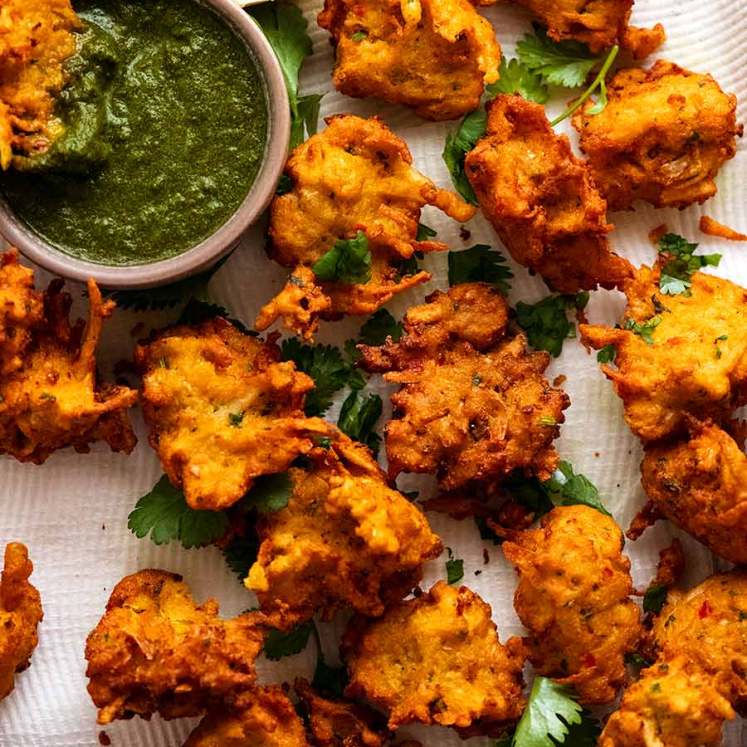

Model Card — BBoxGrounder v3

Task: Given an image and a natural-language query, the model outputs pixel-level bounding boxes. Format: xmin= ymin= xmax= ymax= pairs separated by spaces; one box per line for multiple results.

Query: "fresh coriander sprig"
xmin=445 ymin=548 xmax=465 ymax=585
xmin=658 ymin=233 xmax=721 ymax=295
xmin=448 ymin=244 xmax=513 ymax=294
xmin=516 ymin=293 xmax=589 ymax=357
xmin=338 ymin=390 xmax=383 ymax=454
xmin=312 ymin=231 xmax=372 ymax=284
xmin=264 ymin=621 xmax=314 ymax=661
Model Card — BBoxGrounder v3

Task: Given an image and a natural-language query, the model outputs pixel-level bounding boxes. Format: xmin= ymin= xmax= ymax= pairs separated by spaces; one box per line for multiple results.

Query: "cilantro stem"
xmin=550 ymin=45 xmax=619 ymax=127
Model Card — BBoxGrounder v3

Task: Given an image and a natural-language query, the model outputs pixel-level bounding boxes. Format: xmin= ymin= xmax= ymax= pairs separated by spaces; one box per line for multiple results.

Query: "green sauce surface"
xmin=1 ymin=0 xmax=268 ymax=265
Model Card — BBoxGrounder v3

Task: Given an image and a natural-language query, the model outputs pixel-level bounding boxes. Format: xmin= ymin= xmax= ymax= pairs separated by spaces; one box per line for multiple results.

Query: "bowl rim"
xmin=0 ymin=0 xmax=290 ymax=289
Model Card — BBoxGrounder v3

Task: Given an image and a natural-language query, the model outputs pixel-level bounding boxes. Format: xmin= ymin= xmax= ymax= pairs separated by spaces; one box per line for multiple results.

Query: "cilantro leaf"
xmin=264 ymin=621 xmax=314 ymax=661
xmin=517 ymin=28 xmax=603 ymax=89
xmin=596 ymin=344 xmax=616 ymax=364
xmin=291 ymin=93 xmax=323 ymax=149
xmin=359 ymin=309 xmax=403 ymax=346
xmin=487 ymin=57 xmax=549 ymax=104
xmin=448 ymin=244 xmax=513 ymax=293
xmin=281 ymin=339 xmax=364 ymax=416
xmin=516 ymin=293 xmax=588 ymax=357
xmin=623 ymin=316 xmax=662 ymax=345
xmin=658 ymin=233 xmax=721 ymax=296
xmin=312 ymin=232 xmax=372 ymax=284
xmin=475 ymin=515 xmax=501 ymax=545
xmin=446 ymin=549 xmax=465 ymax=585
xmin=338 ymin=391 xmax=383 ymax=454
xmin=416 ymin=223 xmax=438 ymax=241
xmin=222 ymin=530 xmax=260 ymax=580
xmin=443 ymin=108 xmax=487 ymax=204
xmin=128 ymin=476 xmax=229 ymax=549
xmin=545 ymin=462 xmax=611 ymax=516
xmin=312 ymin=622 xmax=349 ymax=697
xmin=643 ymin=584 xmax=668 ymax=614
xmin=243 ymin=473 xmax=293 ymax=514
xmin=513 ymin=677 xmax=584 ymax=747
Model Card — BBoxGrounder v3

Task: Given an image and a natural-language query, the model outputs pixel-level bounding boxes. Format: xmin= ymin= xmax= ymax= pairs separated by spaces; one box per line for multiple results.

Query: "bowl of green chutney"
xmin=0 ymin=0 xmax=290 ymax=288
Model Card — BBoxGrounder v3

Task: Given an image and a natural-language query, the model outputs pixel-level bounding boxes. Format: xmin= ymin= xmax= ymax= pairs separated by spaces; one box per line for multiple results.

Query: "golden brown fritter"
xmin=0 ymin=543 xmax=43 ymax=702
xmin=135 ymin=318 xmax=331 ymax=511
xmin=581 ymin=265 xmax=747 ymax=443
xmin=258 ymin=114 xmax=476 ymax=339
xmin=318 ymin=0 xmax=501 ymax=121
xmin=636 ymin=421 xmax=747 ymax=564
xmin=599 ymin=656 xmax=734 ymax=747
xmin=503 ymin=506 xmax=640 ymax=705
xmin=85 ymin=569 xmax=267 ymax=725
xmin=649 ymin=571 xmax=747 ymax=710
xmin=473 ymin=0 xmax=664 ymax=58
xmin=342 ymin=581 xmax=526 ymax=736
xmin=245 ymin=434 xmax=442 ymax=628
xmin=183 ymin=686 xmax=310 ymax=747
xmin=573 ymin=61 xmax=742 ymax=211
xmin=295 ymin=678 xmax=389 ymax=747
xmin=0 ymin=249 xmax=43 ymax=375
xmin=359 ymin=283 xmax=569 ymax=489
xmin=465 ymin=95 xmax=632 ymax=293
xmin=0 ymin=0 xmax=82 ymax=168
xmin=0 ymin=276 xmax=137 ymax=463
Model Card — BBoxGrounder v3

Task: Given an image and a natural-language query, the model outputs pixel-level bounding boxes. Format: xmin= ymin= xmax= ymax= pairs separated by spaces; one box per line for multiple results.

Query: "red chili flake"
xmin=98 ymin=732 xmax=111 ymax=746
xmin=699 ymin=600 xmax=713 ymax=619
xmin=582 ymin=653 xmax=596 ymax=667
xmin=603 ymin=567 xmax=613 ymax=578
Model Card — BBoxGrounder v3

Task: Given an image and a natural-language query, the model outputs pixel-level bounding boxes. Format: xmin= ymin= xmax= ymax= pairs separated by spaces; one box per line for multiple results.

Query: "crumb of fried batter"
xmin=0 ymin=274 xmax=137 ymax=463
xmin=648 ymin=224 xmax=669 ymax=245
xmin=465 ymin=95 xmax=632 ymax=293
xmin=503 ymin=506 xmax=641 ymax=705
xmin=0 ymin=0 xmax=83 ymax=168
xmin=599 ymin=655 xmax=733 ymax=747
xmin=245 ymin=434 xmax=442 ymax=627
xmin=258 ymin=114 xmax=476 ymax=339
xmin=85 ymin=569 xmax=267 ymax=725
xmin=342 ymin=581 xmax=526 ymax=737
xmin=359 ymin=283 xmax=569 ymax=490
xmin=0 ymin=543 xmax=43 ymax=702
xmin=581 ymin=265 xmax=747 ymax=443
xmin=700 ymin=215 xmax=747 ymax=242
xmin=183 ymin=685 xmax=309 ymax=747
xmin=638 ymin=423 xmax=747 ymax=563
xmin=135 ymin=317 xmax=332 ymax=511
xmin=295 ymin=678 xmax=389 ymax=747
xmin=574 ymin=61 xmax=742 ymax=211
xmin=318 ymin=0 xmax=501 ymax=121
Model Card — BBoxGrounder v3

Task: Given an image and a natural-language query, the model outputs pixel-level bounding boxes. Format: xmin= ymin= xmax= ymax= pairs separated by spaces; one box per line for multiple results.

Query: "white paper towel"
xmin=1 ymin=1 xmax=746 ymax=744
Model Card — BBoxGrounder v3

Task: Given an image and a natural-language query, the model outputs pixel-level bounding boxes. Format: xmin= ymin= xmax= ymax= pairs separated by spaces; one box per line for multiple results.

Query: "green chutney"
xmin=1 ymin=0 xmax=268 ymax=265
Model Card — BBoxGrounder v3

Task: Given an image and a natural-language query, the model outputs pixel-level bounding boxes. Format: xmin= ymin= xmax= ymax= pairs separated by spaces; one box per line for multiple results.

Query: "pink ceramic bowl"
xmin=0 ymin=0 xmax=290 ymax=289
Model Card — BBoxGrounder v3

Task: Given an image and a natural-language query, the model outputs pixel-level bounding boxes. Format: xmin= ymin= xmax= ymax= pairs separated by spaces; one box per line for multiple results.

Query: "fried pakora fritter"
xmin=183 ymin=686 xmax=309 ymax=747
xmin=359 ymin=283 xmax=569 ymax=489
xmin=0 ymin=249 xmax=43 ymax=375
xmin=295 ymin=678 xmax=389 ymax=747
xmin=0 ymin=543 xmax=42 ymax=702
xmin=245 ymin=434 xmax=442 ymax=628
xmin=502 ymin=506 xmax=640 ymax=705
xmin=636 ymin=421 xmax=747 ymax=564
xmin=599 ymin=656 xmax=734 ymax=747
xmin=0 ymin=0 xmax=82 ymax=168
xmin=258 ymin=115 xmax=476 ymax=339
xmin=649 ymin=571 xmax=747 ymax=710
xmin=318 ymin=0 xmax=501 ymax=121
xmin=573 ymin=61 xmax=742 ymax=211
xmin=85 ymin=569 xmax=267 ymax=725
xmin=0 ymin=270 xmax=137 ymax=463
xmin=581 ymin=265 xmax=747 ymax=443
xmin=135 ymin=318 xmax=331 ymax=511
xmin=342 ymin=581 xmax=526 ymax=736
xmin=465 ymin=95 xmax=632 ymax=293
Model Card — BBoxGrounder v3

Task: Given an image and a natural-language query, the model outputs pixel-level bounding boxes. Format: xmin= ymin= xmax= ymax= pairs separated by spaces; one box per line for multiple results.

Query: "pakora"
xmin=295 ymin=678 xmax=389 ymax=747
xmin=359 ymin=283 xmax=569 ymax=489
xmin=184 ymin=686 xmax=309 ymax=747
xmin=85 ymin=569 xmax=267 ymax=724
xmin=581 ymin=265 xmax=747 ymax=443
xmin=245 ymin=434 xmax=442 ymax=627
xmin=342 ymin=581 xmax=526 ymax=736
xmin=0 ymin=543 xmax=43 ymax=702
xmin=599 ymin=655 xmax=734 ymax=747
xmin=636 ymin=421 xmax=747 ymax=564
xmin=0 ymin=270 xmax=137 ymax=463
xmin=502 ymin=505 xmax=640 ymax=705
xmin=135 ymin=317 xmax=332 ymax=511
xmin=258 ymin=114 xmax=476 ymax=339
xmin=0 ymin=0 xmax=82 ymax=168
xmin=318 ymin=0 xmax=501 ymax=120
xmin=465 ymin=95 xmax=632 ymax=292
xmin=573 ymin=61 xmax=742 ymax=211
